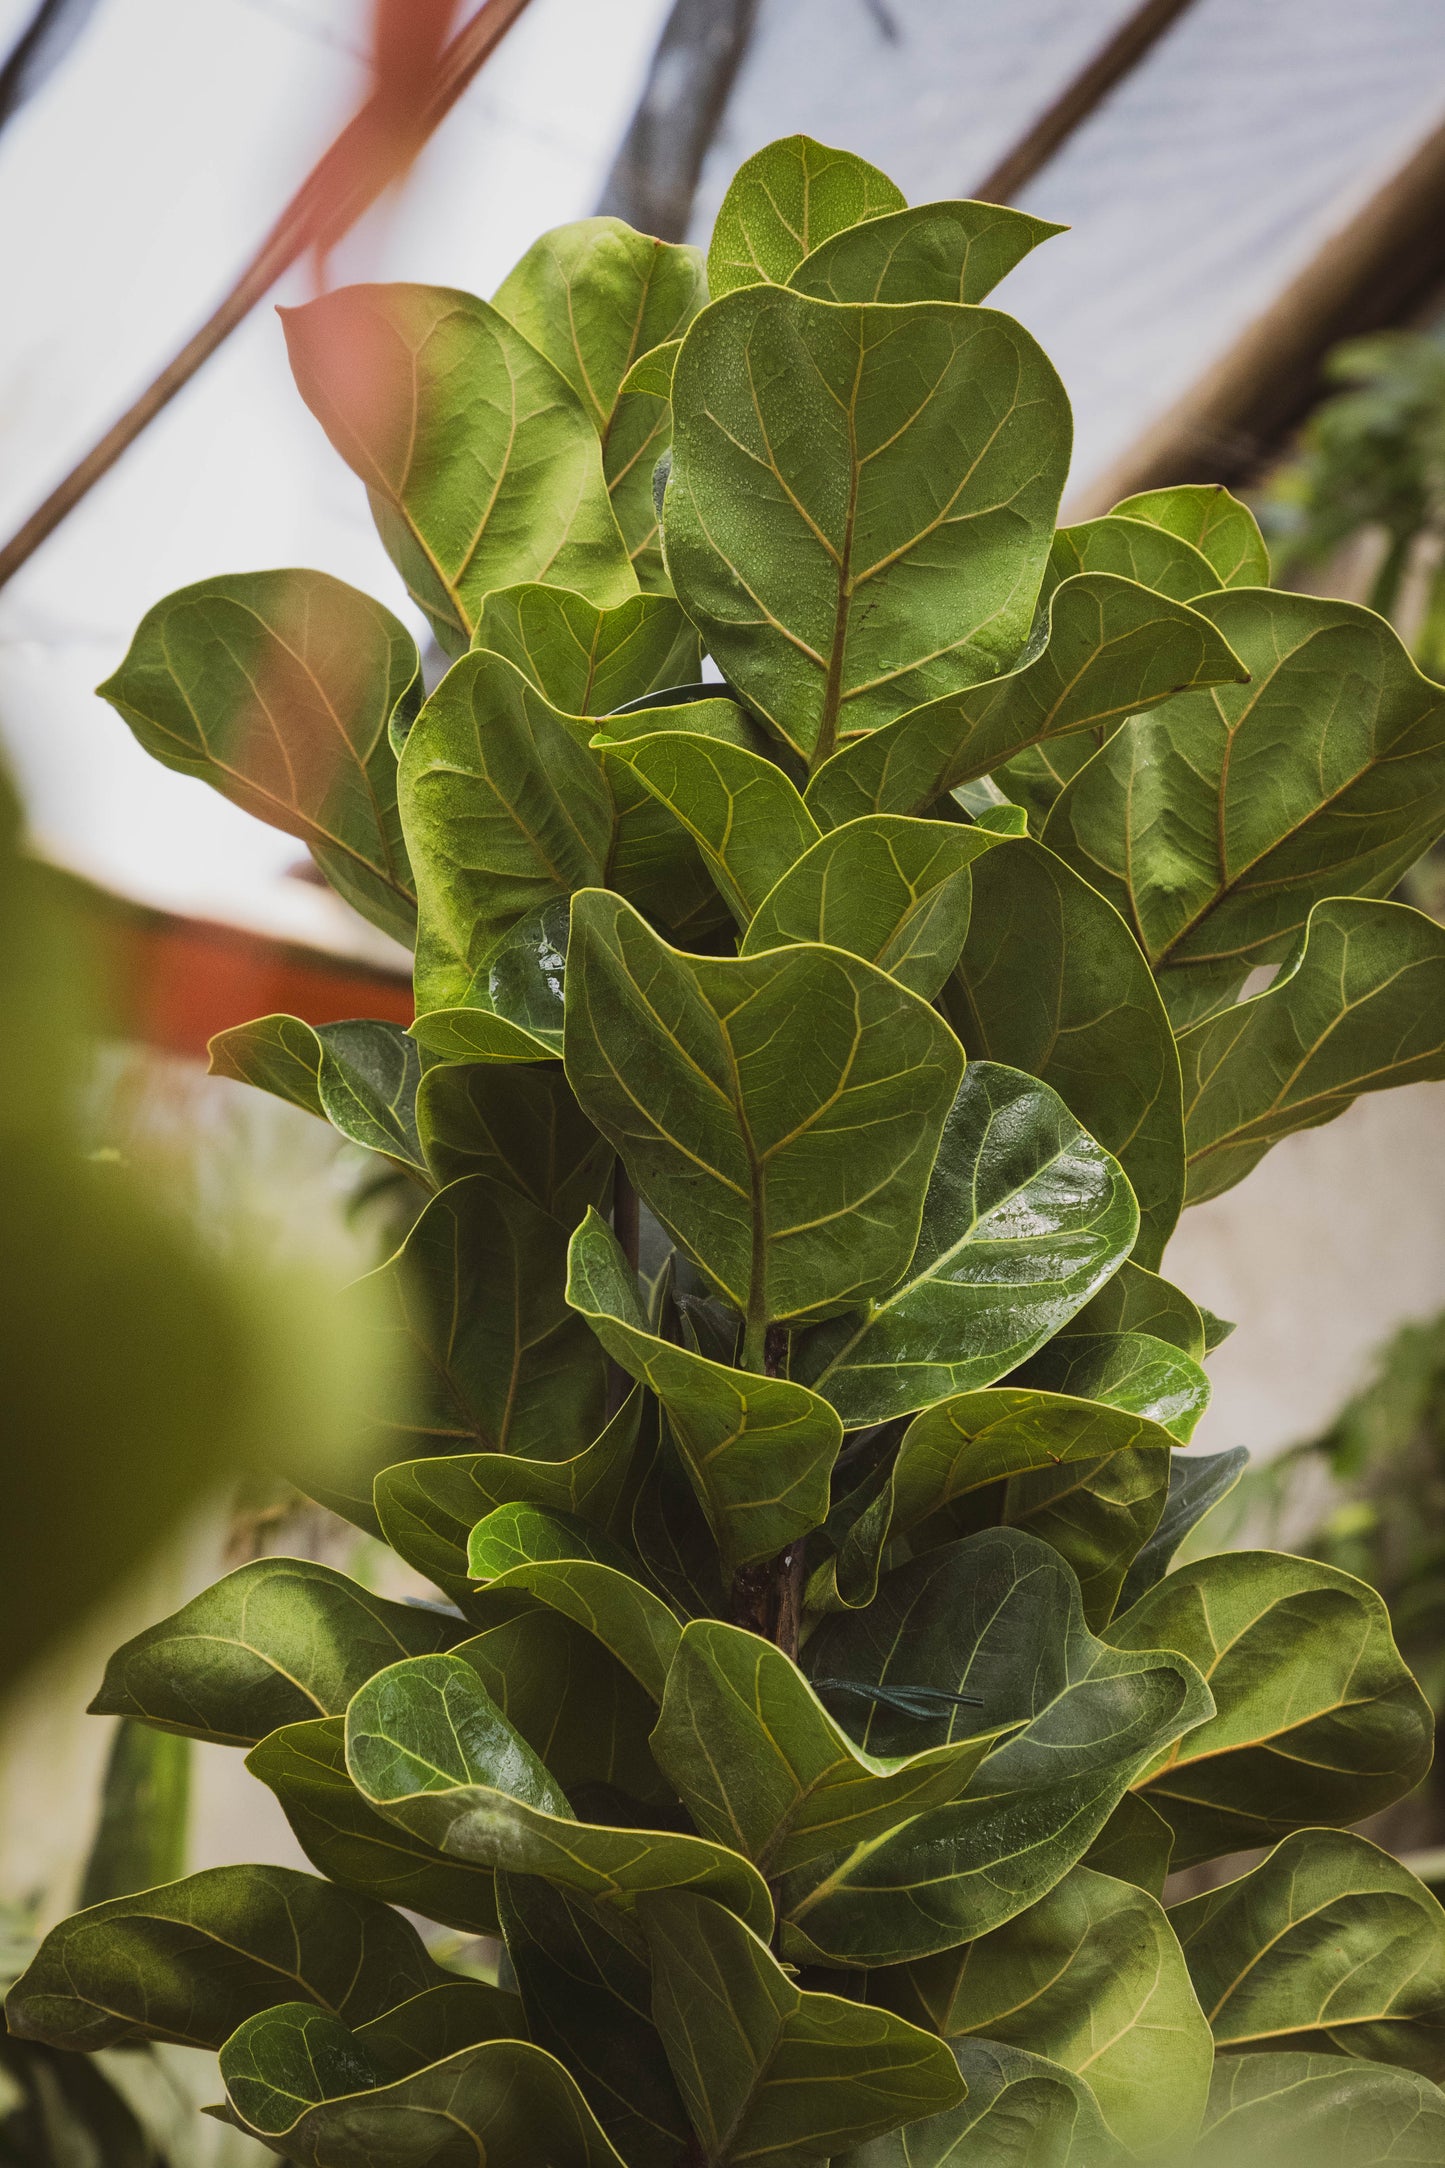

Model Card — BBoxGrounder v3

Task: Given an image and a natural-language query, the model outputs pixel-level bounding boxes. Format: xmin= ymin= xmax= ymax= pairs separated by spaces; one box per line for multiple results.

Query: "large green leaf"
xmin=790 ymin=1063 xmax=1138 ymax=1427
xmin=595 ymin=727 xmax=820 ymax=922
xmin=362 ymin=1172 xmax=607 ymax=1463
xmin=564 ymin=890 xmax=963 ymax=1336
xmin=944 ymin=839 xmax=1186 ymax=1262
xmin=498 ymin=1874 xmax=690 ymax=2168
xmin=399 ymin=648 xmax=613 ymax=1016
xmin=493 ymin=219 xmax=705 ymax=595
xmin=802 ymin=572 xmax=1246 ymax=828
xmin=246 ymin=1717 xmax=502 ymax=1934
xmin=1011 ymin=1330 xmax=1209 ymax=1442
xmin=374 ymin=1387 xmax=640 ymax=1609
xmin=742 ymin=817 xmax=1011 ymax=999
xmin=1043 ymin=589 xmax=1445 ymax=1027
xmin=281 ymin=284 xmax=635 ymax=652
xmin=1111 ymin=482 xmax=1269 ymax=588
xmin=1065 ymin=1257 xmax=1205 ymax=1358
xmin=209 ymin=1014 xmax=426 ymax=1173
xmin=782 ymin=1529 xmax=1211 ymax=1966
xmin=638 ymin=1889 xmax=964 ymax=2165
xmin=1114 ymin=1446 xmax=1249 ymax=1613
xmin=651 ymin=1619 xmax=1013 ymax=1876
xmin=4 ymin=1865 xmax=444 ymax=2052
xmin=1179 ymin=897 xmax=1445 ymax=1204
xmin=819 ymin=1386 xmax=1178 ymax=1612
xmin=566 ymin=1212 xmax=841 ymax=1569
xmin=219 ymin=2002 xmax=625 ymax=2164
xmin=1046 ymin=515 xmax=1221 ymax=603
xmin=706 ymin=134 xmax=905 ymax=297
xmin=466 ymin=1501 xmax=681 ymax=1702
xmin=96 ymin=569 xmax=419 ymax=942
xmin=1109 ymin=1551 xmax=1434 ymax=1866
xmin=832 ymin=2038 xmax=1115 ymax=2167
xmin=1195 ymin=2050 xmax=1445 ymax=2168
xmin=346 ymin=1654 xmax=773 ymax=1938
xmin=473 ymin=583 xmax=699 ymax=716
xmin=665 ymin=286 xmax=1070 ymax=762
xmin=88 ymin=1555 xmax=464 ymax=1747
xmin=1171 ymin=1830 xmax=1445 ymax=2078
xmin=877 ymin=1864 xmax=1212 ymax=2156
xmin=789 ymin=199 xmax=1063 ymax=305
xmin=415 ymin=1058 xmax=612 ymax=1225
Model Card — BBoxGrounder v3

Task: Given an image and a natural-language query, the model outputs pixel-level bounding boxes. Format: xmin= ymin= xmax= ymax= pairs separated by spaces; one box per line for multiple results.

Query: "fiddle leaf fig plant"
xmin=11 ymin=133 xmax=1445 ymax=2165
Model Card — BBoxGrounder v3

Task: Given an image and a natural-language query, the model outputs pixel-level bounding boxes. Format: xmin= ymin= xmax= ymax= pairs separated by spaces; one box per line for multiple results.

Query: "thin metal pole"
xmin=0 ymin=0 xmax=537 ymax=593
xmin=970 ymin=0 xmax=1200 ymax=204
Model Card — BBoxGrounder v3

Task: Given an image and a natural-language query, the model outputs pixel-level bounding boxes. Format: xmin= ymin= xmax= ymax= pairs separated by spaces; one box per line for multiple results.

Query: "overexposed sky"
xmin=0 ymin=0 xmax=670 ymax=954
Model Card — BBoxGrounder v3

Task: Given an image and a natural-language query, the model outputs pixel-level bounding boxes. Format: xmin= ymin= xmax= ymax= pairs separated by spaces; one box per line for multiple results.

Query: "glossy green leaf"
xmin=494 ymin=220 xmax=704 ymax=598
xmin=564 ymin=891 xmax=963 ymax=1333
xmin=791 ymin=1063 xmax=1138 ymax=1427
xmin=566 ymin=1212 xmax=841 ymax=1569
xmin=1195 ymin=2050 xmax=1445 ymax=2168
xmin=638 ymin=1889 xmax=964 ymax=2164
xmin=400 ymin=648 xmax=613 ymax=1016
xmin=665 ymin=287 xmax=1070 ymax=761
xmin=1114 ymin=1446 xmax=1249 ymax=1614
xmin=1011 ymin=1330 xmax=1209 ymax=1442
xmin=741 ymin=817 xmax=1011 ymax=999
xmin=1180 ymin=897 xmax=1445 ymax=1204
xmin=832 ymin=2037 xmax=1115 ymax=2168
xmin=707 ymin=134 xmax=905 ymax=297
xmin=1043 ymin=589 xmax=1445 ymax=1027
xmin=415 ymin=1058 xmax=612 ymax=1225
xmin=877 ymin=1864 xmax=1212 ymax=2156
xmin=607 ymin=341 xmax=681 ymax=591
xmin=803 ymin=572 xmax=1246 ymax=829
xmin=96 ymin=570 xmax=419 ymax=942
xmin=282 ymin=284 xmax=635 ymax=652
xmin=468 ymin=1501 xmax=681 ymax=1702
xmin=1172 ymin=1830 xmax=1445 ymax=2078
xmin=1110 ymin=1551 xmax=1434 ymax=1866
xmin=651 ymin=1619 xmax=1014 ymax=1875
xmin=455 ymin=1604 xmax=668 ymax=1808
xmin=409 ymin=1001 xmax=560 ymax=1064
xmin=789 ymin=199 xmax=1063 ymax=305
xmin=346 ymin=1654 xmax=773 ymax=1938
xmin=1064 ymin=1258 xmax=1205 ymax=1359
xmin=219 ymin=2001 xmax=626 ymax=2164
xmin=944 ymin=839 xmax=1185 ymax=1263
xmin=354 ymin=1978 xmax=526 ymax=2076
xmin=595 ymin=727 xmax=820 ymax=923
xmin=374 ymin=1388 xmax=640 ymax=1609
xmin=498 ymin=1873 xmax=690 ymax=2168
xmin=1079 ymin=1788 xmax=1175 ymax=1898
xmin=362 ymin=1172 xmax=607 ymax=1462
xmin=88 ymin=1555 xmax=463 ymax=1746
xmin=1047 ymin=515 xmax=1221 ymax=603
xmin=472 ymin=583 xmax=699 ymax=716
xmin=209 ymin=1013 xmax=426 ymax=1173
xmin=246 ymin=1716 xmax=503 ymax=1934
xmin=782 ymin=1529 xmax=1211 ymax=1966
xmin=1112 ymin=481 xmax=1269 ymax=588
xmin=4 ymin=1865 xmax=445 ymax=2052
xmin=820 ymin=1386 xmax=1178 ymax=1612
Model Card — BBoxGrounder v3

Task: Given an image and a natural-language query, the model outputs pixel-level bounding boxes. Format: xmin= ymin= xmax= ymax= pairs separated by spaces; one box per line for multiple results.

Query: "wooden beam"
xmin=595 ymin=0 xmax=761 ymax=241
xmin=1072 ymin=113 xmax=1445 ymax=514
xmin=971 ymin=0 xmax=1200 ymax=204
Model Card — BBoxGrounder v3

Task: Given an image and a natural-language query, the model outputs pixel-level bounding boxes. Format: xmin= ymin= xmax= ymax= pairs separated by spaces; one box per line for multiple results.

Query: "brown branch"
xmin=970 ymin=0 xmax=1200 ymax=204
xmin=0 ymin=0 xmax=536 ymax=593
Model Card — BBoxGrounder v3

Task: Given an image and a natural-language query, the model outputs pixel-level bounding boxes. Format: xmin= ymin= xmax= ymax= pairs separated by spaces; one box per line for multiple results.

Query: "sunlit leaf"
xmin=789 ymin=199 xmax=1063 ymax=305
xmin=472 ymin=583 xmax=699 ymax=716
xmin=1046 ymin=514 xmax=1221 ymax=603
xmin=97 ymin=570 xmax=419 ymax=942
xmin=831 ymin=2037 xmax=1114 ymax=2167
xmin=282 ymin=284 xmax=636 ymax=652
xmin=467 ymin=1501 xmax=682 ymax=1702
xmin=1111 ymin=482 xmax=1269 ymax=588
xmin=1195 ymin=2050 xmax=1445 ymax=2168
xmin=707 ymin=135 xmax=905 ymax=297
